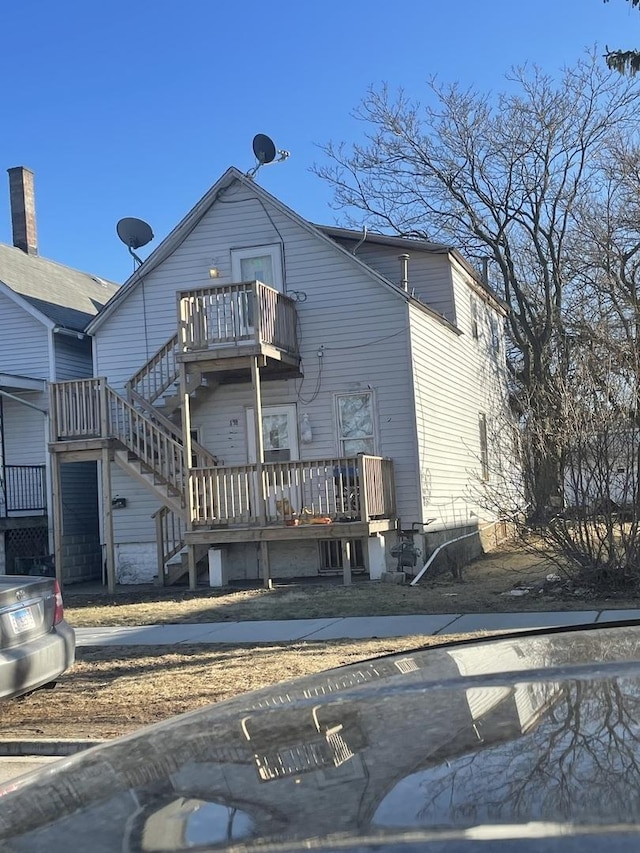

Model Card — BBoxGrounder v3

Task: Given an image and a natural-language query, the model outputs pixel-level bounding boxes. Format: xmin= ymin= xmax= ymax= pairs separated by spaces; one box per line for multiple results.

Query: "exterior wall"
xmin=53 ymin=334 xmax=93 ymax=381
xmin=0 ymin=293 xmax=49 ymax=379
xmin=3 ymin=393 xmax=47 ymax=467
xmin=408 ymin=262 xmax=510 ymax=545
xmin=94 ymin=180 xmax=424 ymax=580
xmin=328 ymin=238 xmax=457 ymax=323
xmin=59 ymin=462 xmax=101 ymax=583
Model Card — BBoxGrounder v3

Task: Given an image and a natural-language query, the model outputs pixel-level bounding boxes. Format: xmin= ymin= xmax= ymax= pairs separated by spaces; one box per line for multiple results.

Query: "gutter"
xmin=53 ymin=326 xmax=86 ymax=340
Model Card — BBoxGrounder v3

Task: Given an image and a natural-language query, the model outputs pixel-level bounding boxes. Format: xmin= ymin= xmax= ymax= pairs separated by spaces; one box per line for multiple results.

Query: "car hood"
xmin=3 ymin=623 xmax=640 ymax=851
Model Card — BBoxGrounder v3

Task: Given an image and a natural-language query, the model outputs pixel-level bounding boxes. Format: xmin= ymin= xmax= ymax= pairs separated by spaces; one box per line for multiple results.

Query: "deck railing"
xmin=50 ymin=380 xmax=397 ymax=528
xmin=50 ymin=378 xmax=186 ymax=499
xmin=189 ymin=455 xmax=396 ymax=526
xmin=127 ymin=334 xmax=179 ymax=406
xmin=177 ymin=281 xmax=298 ymax=355
xmin=0 ymin=465 xmax=47 ymax=515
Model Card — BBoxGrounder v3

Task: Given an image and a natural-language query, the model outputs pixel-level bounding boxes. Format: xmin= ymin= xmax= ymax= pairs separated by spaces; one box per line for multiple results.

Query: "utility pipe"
xmin=410 ymin=521 xmax=507 ymax=586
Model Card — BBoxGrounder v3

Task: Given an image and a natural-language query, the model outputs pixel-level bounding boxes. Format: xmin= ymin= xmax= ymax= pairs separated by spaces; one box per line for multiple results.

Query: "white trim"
xmin=0 ymin=279 xmax=55 ymax=330
xmin=0 ymin=374 xmax=47 ymax=392
xmin=231 ymin=243 xmax=283 ymax=292
xmin=246 ymin=404 xmax=299 ymax=463
xmin=334 ymin=390 xmax=377 ymax=457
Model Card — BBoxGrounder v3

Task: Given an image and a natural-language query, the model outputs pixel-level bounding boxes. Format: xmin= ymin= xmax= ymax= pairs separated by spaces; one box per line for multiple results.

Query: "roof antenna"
xmin=247 ymin=133 xmax=290 ymax=179
xmin=116 ymin=217 xmax=154 ymax=270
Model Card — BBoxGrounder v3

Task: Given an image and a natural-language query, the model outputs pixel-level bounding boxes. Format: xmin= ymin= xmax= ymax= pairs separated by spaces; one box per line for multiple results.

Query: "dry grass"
xmin=0 ymin=635 xmax=481 ymax=741
xmin=63 ymin=543 xmax=639 ymax=629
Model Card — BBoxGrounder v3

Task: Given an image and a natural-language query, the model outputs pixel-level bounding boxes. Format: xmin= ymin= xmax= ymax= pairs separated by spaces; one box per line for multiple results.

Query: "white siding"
xmin=0 ymin=293 xmax=50 ymax=379
xmin=2 ymin=394 xmax=48 ymax=465
xmin=54 ymin=335 xmax=93 ymax=381
xmin=94 ymin=179 xmax=423 ymax=545
xmin=329 ymin=238 xmax=456 ymax=323
xmin=409 ymin=263 xmax=510 ymax=531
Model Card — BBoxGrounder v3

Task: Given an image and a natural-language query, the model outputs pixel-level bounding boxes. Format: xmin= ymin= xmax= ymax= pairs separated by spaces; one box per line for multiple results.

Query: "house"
xmin=48 ymin=166 xmax=510 ymax=590
xmin=0 ymin=167 xmax=118 ymax=581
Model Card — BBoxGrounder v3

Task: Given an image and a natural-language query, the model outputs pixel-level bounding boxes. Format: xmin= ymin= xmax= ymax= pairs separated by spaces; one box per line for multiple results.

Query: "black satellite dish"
xmin=116 ymin=217 xmax=154 ymax=250
xmin=116 ymin=217 xmax=154 ymax=269
xmin=252 ymin=134 xmax=277 ymax=166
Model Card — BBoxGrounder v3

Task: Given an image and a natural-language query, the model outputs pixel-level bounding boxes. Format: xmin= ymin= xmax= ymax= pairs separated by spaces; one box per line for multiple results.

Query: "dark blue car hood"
xmin=3 ymin=624 xmax=640 ymax=851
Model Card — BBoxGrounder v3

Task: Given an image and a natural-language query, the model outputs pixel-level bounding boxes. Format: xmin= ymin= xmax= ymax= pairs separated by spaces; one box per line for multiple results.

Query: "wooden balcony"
xmin=186 ymin=455 xmax=397 ymax=545
xmin=177 ymin=281 xmax=300 ymax=377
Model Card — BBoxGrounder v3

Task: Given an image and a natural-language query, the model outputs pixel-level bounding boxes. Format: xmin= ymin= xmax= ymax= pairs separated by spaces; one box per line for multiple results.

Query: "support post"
xmin=51 ymin=453 xmax=64 ymax=590
xmin=179 ymin=363 xmax=194 ymax=524
xmin=251 ymin=356 xmax=266 ymax=526
xmin=155 ymin=511 xmax=165 ymax=587
xmin=101 ymin=446 xmax=116 ymax=593
xmin=187 ymin=544 xmax=197 ymax=591
xmin=260 ymin=540 xmax=272 ymax=589
xmin=341 ymin=538 xmax=352 ymax=586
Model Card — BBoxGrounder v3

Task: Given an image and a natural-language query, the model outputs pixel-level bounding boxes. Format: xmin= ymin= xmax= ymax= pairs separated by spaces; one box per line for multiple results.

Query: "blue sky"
xmin=0 ymin=0 xmax=637 ymax=283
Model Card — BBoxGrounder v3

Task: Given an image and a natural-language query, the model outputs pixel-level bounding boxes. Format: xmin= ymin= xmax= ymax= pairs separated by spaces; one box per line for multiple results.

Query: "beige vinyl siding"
xmin=0 ymin=293 xmax=50 ymax=379
xmin=53 ymin=335 xmax=93 ymax=381
xmin=94 ymin=179 xmax=424 ymax=544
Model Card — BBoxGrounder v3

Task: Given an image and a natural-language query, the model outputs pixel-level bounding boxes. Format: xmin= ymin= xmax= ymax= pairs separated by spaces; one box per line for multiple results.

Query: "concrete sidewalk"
xmin=75 ymin=608 xmax=640 ymax=647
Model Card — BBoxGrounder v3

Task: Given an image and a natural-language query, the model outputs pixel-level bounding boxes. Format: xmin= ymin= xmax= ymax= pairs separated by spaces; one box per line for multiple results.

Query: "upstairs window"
xmin=231 ymin=244 xmax=283 ymax=291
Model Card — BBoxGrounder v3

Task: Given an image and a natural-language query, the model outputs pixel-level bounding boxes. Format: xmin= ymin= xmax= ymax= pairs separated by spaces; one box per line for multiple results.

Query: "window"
xmin=479 ymin=412 xmax=489 ymax=481
xmin=470 ymin=296 xmax=479 ymax=339
xmin=336 ymin=392 xmax=375 ymax=456
xmin=231 ymin=244 xmax=283 ymax=291
xmin=319 ymin=539 xmax=365 ymax=573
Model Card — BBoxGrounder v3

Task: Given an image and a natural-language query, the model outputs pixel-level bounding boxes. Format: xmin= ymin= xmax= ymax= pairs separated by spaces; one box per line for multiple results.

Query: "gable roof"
xmin=0 ymin=243 xmax=119 ymax=332
xmin=86 ymin=166 xmax=500 ymax=334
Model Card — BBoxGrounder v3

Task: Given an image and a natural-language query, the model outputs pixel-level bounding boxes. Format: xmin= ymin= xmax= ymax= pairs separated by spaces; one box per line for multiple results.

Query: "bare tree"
xmin=315 ymin=52 xmax=640 ymax=522
xmin=605 ymin=0 xmax=640 ymax=74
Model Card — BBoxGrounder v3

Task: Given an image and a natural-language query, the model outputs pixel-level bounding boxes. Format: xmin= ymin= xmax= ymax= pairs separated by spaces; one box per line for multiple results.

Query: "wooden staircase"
xmin=123 ymin=333 xmax=220 ymax=585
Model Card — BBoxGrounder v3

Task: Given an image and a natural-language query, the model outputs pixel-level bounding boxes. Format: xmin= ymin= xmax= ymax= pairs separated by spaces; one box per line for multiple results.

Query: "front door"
xmin=247 ymin=405 xmax=299 ymax=519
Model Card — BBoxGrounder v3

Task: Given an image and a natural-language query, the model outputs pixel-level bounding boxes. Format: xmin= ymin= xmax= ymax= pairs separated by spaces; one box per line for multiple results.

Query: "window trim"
xmin=479 ymin=412 xmax=489 ymax=481
xmin=230 ymin=243 xmax=284 ymax=291
xmin=334 ymin=390 xmax=376 ymax=457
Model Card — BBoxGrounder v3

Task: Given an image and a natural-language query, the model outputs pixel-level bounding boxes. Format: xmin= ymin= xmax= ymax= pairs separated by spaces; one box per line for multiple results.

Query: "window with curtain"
xmin=336 ymin=392 xmax=375 ymax=456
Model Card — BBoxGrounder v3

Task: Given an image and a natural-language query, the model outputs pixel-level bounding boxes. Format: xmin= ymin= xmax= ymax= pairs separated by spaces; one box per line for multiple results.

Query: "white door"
xmin=247 ymin=404 xmax=299 ymax=519
xmin=231 ymin=245 xmax=284 ymax=338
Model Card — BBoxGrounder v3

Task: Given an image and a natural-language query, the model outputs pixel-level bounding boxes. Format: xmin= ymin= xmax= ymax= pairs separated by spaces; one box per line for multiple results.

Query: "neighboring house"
xmin=48 ymin=166 xmax=510 ymax=590
xmin=0 ymin=167 xmax=118 ymax=581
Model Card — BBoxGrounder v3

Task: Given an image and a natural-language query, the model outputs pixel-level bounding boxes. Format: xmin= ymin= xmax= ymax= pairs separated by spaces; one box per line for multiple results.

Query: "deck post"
xmin=251 ymin=356 xmax=266 ymax=525
xmin=101 ymin=446 xmax=116 ymax=593
xmin=179 ymin=363 xmax=194 ymax=523
xmin=187 ymin=544 xmax=197 ymax=591
xmin=155 ymin=511 xmax=165 ymax=587
xmin=51 ymin=452 xmax=64 ymax=590
xmin=259 ymin=540 xmax=272 ymax=589
xmin=341 ymin=539 xmax=352 ymax=586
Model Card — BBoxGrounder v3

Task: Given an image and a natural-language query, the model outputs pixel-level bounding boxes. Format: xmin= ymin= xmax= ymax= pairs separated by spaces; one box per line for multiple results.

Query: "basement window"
xmin=319 ymin=539 xmax=365 ymax=574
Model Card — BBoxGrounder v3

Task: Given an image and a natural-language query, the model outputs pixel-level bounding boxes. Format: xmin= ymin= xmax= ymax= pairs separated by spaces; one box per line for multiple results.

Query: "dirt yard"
xmin=63 ymin=542 xmax=640 ymax=628
xmin=0 ymin=634 xmax=482 ymax=741
xmin=4 ymin=541 xmax=638 ymax=744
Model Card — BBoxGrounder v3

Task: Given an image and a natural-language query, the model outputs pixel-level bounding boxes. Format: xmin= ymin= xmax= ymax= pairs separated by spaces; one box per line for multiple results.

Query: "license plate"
xmin=9 ymin=607 xmax=36 ymax=634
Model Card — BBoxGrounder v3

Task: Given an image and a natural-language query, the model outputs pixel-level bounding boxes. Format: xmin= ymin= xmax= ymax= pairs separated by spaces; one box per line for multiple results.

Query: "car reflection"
xmin=3 ymin=628 xmax=640 ymax=851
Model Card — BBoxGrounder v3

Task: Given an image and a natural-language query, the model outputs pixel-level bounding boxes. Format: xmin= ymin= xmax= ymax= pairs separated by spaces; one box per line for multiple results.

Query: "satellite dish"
xmin=116 ymin=217 xmax=154 ymax=250
xmin=252 ymin=134 xmax=277 ymax=166
xmin=116 ymin=217 xmax=154 ymax=269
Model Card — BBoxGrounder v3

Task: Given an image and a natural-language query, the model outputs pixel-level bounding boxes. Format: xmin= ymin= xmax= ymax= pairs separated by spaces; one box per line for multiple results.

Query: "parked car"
xmin=2 ymin=623 xmax=640 ymax=850
xmin=0 ymin=575 xmax=75 ymax=700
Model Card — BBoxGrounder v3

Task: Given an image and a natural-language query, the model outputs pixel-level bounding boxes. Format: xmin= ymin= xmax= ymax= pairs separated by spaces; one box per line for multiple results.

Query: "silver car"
xmin=0 ymin=575 xmax=75 ymax=699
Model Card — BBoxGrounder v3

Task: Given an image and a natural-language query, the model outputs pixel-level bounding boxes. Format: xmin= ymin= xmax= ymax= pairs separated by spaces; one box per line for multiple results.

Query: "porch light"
xmin=208 ymin=267 xmax=221 ymax=279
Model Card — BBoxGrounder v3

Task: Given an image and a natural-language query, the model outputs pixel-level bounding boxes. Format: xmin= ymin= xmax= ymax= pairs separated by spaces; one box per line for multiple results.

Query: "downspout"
xmin=410 ymin=520 xmax=508 ymax=586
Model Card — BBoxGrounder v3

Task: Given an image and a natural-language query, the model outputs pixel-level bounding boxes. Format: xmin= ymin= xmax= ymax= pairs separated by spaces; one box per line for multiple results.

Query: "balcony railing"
xmin=189 ymin=455 xmax=396 ymax=526
xmin=178 ymin=281 xmax=298 ymax=356
xmin=0 ymin=465 xmax=47 ymax=516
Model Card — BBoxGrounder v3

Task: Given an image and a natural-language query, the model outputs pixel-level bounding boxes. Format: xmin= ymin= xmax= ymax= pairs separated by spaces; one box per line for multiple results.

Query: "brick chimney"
xmin=7 ymin=166 xmax=38 ymax=255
